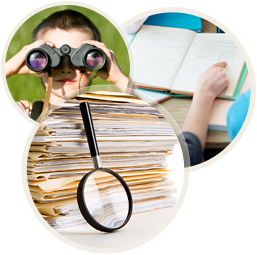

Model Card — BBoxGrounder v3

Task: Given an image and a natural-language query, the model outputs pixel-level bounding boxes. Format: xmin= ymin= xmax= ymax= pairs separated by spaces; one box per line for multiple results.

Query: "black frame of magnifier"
xmin=77 ymin=168 xmax=133 ymax=232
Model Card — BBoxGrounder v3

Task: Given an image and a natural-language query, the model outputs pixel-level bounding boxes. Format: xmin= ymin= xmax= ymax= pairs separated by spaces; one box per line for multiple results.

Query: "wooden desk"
xmin=160 ymin=19 xmax=230 ymax=149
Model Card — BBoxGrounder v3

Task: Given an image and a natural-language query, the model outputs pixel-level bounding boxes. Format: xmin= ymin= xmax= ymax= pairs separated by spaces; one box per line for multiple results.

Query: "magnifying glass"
xmin=77 ymin=102 xmax=133 ymax=232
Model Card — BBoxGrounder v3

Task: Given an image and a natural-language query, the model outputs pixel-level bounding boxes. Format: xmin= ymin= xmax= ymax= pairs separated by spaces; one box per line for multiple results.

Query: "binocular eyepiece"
xmin=25 ymin=44 xmax=106 ymax=72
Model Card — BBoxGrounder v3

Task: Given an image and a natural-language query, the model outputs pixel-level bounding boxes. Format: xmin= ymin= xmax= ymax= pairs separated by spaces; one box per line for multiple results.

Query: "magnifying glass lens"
xmin=85 ymin=51 xmax=104 ymax=69
xmin=82 ymin=170 xmax=129 ymax=229
xmin=28 ymin=52 xmax=47 ymax=70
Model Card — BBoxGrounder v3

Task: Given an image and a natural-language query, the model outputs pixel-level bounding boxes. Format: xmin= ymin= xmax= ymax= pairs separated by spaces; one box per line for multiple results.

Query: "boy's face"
xmin=37 ymin=28 xmax=92 ymax=99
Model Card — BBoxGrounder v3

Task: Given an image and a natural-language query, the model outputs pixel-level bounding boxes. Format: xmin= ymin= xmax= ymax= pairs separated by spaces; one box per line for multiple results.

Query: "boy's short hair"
xmin=32 ymin=10 xmax=101 ymax=42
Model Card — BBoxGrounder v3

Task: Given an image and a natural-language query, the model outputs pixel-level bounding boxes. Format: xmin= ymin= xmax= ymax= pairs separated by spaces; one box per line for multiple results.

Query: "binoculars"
xmin=25 ymin=44 xmax=106 ymax=72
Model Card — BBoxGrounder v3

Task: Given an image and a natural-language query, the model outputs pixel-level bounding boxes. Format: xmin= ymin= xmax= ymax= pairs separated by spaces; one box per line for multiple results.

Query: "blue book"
xmin=144 ymin=12 xmax=202 ymax=32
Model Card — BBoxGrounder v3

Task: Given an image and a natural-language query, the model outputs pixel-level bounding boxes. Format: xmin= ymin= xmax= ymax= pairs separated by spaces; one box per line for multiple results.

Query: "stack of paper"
xmin=27 ymin=92 xmax=179 ymax=228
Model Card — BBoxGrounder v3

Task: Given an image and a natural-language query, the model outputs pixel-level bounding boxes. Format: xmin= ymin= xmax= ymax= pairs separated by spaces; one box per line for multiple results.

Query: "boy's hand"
xmin=182 ymin=62 xmax=229 ymax=152
xmin=5 ymin=40 xmax=55 ymax=78
xmin=81 ymin=40 xmax=129 ymax=87
xmin=195 ymin=62 xmax=229 ymax=101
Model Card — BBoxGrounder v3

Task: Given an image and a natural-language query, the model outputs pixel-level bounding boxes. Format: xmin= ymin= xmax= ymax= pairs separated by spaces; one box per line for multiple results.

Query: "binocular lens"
xmin=82 ymin=170 xmax=130 ymax=229
xmin=28 ymin=52 xmax=47 ymax=70
xmin=85 ymin=51 xmax=104 ymax=70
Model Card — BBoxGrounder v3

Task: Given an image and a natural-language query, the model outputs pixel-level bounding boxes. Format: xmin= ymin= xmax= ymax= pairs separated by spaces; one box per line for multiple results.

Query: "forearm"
xmin=112 ymin=74 xmax=129 ymax=93
xmin=182 ymin=61 xmax=229 ymax=152
xmin=182 ymin=94 xmax=214 ymax=150
xmin=5 ymin=59 xmax=16 ymax=78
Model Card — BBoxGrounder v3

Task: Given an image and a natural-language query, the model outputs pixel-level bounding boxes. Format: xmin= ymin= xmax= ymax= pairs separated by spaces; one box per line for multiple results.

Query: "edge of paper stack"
xmin=27 ymin=91 xmax=180 ymax=229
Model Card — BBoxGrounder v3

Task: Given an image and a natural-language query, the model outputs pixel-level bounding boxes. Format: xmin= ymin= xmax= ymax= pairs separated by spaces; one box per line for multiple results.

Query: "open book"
xmin=132 ymin=25 xmax=246 ymax=99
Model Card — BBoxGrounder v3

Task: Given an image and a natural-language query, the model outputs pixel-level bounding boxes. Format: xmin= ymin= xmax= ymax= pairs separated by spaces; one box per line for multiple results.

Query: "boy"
xmin=5 ymin=10 xmax=129 ymax=120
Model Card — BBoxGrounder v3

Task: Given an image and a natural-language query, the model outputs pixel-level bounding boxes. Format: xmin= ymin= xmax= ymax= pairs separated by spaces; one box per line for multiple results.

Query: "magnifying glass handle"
xmin=80 ymin=102 xmax=102 ymax=169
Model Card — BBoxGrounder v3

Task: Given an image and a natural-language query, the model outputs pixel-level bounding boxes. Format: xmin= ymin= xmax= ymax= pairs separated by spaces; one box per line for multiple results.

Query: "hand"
xmin=182 ymin=62 xmax=229 ymax=153
xmin=81 ymin=40 xmax=129 ymax=87
xmin=5 ymin=40 xmax=55 ymax=78
xmin=195 ymin=62 xmax=229 ymax=101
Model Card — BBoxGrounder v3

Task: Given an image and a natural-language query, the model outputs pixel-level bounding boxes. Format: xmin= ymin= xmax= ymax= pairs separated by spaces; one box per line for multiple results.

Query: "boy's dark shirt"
xmin=30 ymin=100 xmax=44 ymax=121
xmin=182 ymin=132 xmax=203 ymax=166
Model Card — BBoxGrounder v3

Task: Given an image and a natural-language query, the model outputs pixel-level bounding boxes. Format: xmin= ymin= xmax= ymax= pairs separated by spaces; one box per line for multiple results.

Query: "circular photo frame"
xmin=1 ymin=1 xmax=132 ymax=124
xmin=123 ymin=9 xmax=255 ymax=171
xmin=21 ymin=86 xmax=191 ymax=253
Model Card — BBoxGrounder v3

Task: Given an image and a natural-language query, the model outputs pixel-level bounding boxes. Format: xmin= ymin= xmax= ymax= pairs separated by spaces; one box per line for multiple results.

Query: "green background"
xmin=6 ymin=5 xmax=130 ymax=103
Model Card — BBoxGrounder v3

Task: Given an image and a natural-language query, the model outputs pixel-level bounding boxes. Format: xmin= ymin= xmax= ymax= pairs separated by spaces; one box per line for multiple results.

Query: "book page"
xmin=209 ymin=99 xmax=233 ymax=129
xmin=172 ymin=34 xmax=245 ymax=98
xmin=132 ymin=25 xmax=196 ymax=89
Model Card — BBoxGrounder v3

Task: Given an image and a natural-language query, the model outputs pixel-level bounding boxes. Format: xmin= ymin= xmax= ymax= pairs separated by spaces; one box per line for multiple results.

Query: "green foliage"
xmin=6 ymin=5 xmax=129 ymax=102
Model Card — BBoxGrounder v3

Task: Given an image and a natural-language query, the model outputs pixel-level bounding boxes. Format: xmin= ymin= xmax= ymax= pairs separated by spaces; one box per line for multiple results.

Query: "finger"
xmin=33 ymin=40 xmax=55 ymax=48
xmin=213 ymin=61 xmax=227 ymax=68
xmin=45 ymin=40 xmax=55 ymax=48
xmin=31 ymin=40 xmax=48 ymax=48
xmin=81 ymin=40 xmax=105 ymax=47
xmin=81 ymin=40 xmax=112 ymax=58
xmin=107 ymin=50 xmax=117 ymax=62
xmin=34 ymin=70 xmax=48 ymax=75
xmin=24 ymin=40 xmax=54 ymax=51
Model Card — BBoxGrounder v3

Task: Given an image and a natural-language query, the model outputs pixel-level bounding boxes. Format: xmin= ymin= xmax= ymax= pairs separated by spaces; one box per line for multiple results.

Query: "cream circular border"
xmin=22 ymin=84 xmax=190 ymax=253
xmin=1 ymin=1 xmax=134 ymax=125
xmin=12 ymin=4 xmax=255 ymax=253
xmin=122 ymin=7 xmax=256 ymax=172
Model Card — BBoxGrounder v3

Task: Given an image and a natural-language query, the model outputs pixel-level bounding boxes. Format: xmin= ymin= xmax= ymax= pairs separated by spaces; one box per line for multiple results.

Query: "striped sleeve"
xmin=16 ymin=100 xmax=32 ymax=116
